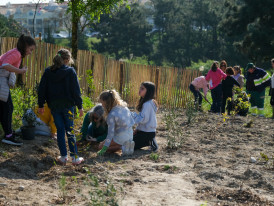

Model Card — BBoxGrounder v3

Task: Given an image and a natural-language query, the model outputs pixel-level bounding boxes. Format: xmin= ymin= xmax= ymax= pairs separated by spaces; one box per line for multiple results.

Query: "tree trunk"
xmin=71 ymin=0 xmax=79 ymax=69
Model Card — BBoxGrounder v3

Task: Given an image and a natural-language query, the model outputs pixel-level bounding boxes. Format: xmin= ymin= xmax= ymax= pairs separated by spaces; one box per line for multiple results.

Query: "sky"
xmin=0 ymin=0 xmax=50 ymax=6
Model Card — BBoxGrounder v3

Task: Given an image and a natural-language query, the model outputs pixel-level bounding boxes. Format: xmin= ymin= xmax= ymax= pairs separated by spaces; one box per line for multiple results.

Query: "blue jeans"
xmin=211 ymin=84 xmax=222 ymax=113
xmin=51 ymin=107 xmax=78 ymax=157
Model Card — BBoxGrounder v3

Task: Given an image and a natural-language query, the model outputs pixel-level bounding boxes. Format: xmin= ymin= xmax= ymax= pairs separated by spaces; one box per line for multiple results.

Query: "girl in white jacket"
xmin=132 ymin=82 xmax=158 ymax=151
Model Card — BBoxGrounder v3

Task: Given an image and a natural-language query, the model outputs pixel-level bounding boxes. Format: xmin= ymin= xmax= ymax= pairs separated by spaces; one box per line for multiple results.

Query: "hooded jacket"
xmin=38 ymin=65 xmax=82 ymax=110
xmin=246 ymin=67 xmax=271 ymax=92
xmin=132 ymin=99 xmax=158 ymax=132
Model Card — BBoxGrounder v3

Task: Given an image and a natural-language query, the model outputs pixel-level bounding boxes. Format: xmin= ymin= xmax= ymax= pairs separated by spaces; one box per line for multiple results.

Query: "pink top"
xmin=0 ymin=48 xmax=22 ymax=68
xmin=191 ymin=76 xmax=208 ymax=97
xmin=205 ymin=68 xmax=227 ymax=89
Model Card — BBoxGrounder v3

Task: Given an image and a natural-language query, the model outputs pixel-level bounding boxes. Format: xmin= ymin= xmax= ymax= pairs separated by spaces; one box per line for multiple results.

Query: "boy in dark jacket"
xmin=221 ymin=67 xmax=240 ymax=114
xmin=245 ymin=63 xmax=271 ymax=117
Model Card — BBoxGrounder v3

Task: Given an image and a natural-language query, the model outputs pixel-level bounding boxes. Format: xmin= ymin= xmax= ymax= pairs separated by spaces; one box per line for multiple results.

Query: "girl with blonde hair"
xmin=98 ymin=89 xmax=135 ymax=156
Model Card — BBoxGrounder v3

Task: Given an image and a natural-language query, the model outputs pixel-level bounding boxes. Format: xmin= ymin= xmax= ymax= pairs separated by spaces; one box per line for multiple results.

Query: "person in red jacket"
xmin=205 ymin=62 xmax=227 ymax=113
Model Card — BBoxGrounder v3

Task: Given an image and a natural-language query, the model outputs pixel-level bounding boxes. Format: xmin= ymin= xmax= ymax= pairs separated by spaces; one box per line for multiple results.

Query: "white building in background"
xmin=0 ymin=0 xmax=68 ymax=37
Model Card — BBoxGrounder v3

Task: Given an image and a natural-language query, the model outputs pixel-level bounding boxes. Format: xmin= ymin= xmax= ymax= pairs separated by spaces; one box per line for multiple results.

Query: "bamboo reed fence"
xmin=0 ymin=37 xmax=201 ymax=108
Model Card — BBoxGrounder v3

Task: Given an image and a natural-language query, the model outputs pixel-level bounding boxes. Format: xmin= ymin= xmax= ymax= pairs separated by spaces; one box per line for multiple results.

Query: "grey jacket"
xmin=104 ymin=105 xmax=135 ymax=147
xmin=0 ymin=68 xmax=16 ymax=102
xmin=131 ymin=100 xmax=158 ymax=132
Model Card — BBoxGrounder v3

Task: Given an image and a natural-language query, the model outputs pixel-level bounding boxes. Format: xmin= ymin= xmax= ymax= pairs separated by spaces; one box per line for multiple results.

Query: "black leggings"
xmin=0 ymin=92 xmax=13 ymax=136
xmin=189 ymin=84 xmax=202 ymax=106
xmin=133 ymin=131 xmax=156 ymax=150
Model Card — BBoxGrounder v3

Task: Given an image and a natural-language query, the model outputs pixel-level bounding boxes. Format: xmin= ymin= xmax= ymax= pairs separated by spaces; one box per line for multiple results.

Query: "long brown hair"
xmin=17 ymin=34 xmax=36 ymax=58
xmin=99 ymin=89 xmax=127 ymax=116
xmin=211 ymin=62 xmax=218 ymax=72
xmin=50 ymin=49 xmax=74 ymax=71
xmin=136 ymin=81 xmax=158 ymax=112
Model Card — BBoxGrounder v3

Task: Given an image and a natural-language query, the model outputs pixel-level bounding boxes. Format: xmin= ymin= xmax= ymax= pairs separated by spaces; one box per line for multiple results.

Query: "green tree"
xmin=151 ymin=0 xmax=223 ymax=67
xmin=0 ymin=14 xmax=25 ymax=37
xmin=56 ymin=0 xmax=128 ymax=65
xmin=221 ymin=0 xmax=274 ymax=64
xmin=92 ymin=3 xmax=153 ymax=60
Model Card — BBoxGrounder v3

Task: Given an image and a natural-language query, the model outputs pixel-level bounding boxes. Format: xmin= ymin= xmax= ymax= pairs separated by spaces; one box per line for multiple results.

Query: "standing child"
xmin=0 ymin=34 xmax=36 ymax=146
xmin=80 ymin=104 xmax=108 ymax=143
xmin=221 ymin=67 xmax=240 ymax=114
xmin=132 ymin=82 xmax=158 ymax=151
xmin=189 ymin=76 xmax=208 ymax=111
xmin=38 ymin=49 xmax=84 ymax=165
xmin=98 ymin=90 xmax=135 ymax=156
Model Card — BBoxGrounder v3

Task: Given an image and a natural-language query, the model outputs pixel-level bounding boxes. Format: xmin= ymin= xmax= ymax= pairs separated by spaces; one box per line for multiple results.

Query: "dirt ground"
xmin=0 ymin=111 xmax=273 ymax=206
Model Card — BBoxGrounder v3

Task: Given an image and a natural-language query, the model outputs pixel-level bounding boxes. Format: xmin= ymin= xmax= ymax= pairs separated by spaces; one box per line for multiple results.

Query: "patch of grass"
xmin=164 ymin=165 xmax=171 ymax=170
xmin=149 ymin=153 xmax=159 ymax=161
xmin=0 ymin=150 xmax=8 ymax=158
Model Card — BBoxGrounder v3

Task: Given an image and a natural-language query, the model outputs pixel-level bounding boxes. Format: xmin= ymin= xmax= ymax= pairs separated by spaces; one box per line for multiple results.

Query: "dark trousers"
xmin=222 ymin=95 xmax=232 ymax=114
xmin=189 ymin=84 xmax=202 ymax=106
xmin=0 ymin=92 xmax=13 ymax=136
xmin=133 ymin=131 xmax=156 ymax=150
xmin=211 ymin=84 xmax=222 ymax=113
xmin=51 ymin=107 xmax=78 ymax=157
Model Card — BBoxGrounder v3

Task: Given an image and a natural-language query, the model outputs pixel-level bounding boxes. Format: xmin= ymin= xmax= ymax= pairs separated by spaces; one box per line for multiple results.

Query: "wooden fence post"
xmin=155 ymin=67 xmax=159 ymax=98
xmin=87 ymin=55 xmax=95 ymax=96
xmin=119 ymin=62 xmax=124 ymax=95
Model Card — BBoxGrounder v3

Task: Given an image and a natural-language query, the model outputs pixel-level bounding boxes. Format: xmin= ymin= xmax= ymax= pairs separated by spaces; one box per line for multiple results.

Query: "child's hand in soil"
xmin=86 ymin=135 xmax=97 ymax=142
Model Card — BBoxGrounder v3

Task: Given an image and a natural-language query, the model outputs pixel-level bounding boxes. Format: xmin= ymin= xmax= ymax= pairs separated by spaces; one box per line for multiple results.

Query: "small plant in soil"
xmin=59 ymin=173 xmax=67 ymax=202
xmin=164 ymin=165 xmax=171 ymax=170
xmin=164 ymin=109 xmax=185 ymax=150
xmin=150 ymin=152 xmax=159 ymax=161
xmin=244 ymin=119 xmax=254 ymax=128
xmin=260 ymin=152 xmax=274 ymax=169
xmin=185 ymin=99 xmax=197 ymax=124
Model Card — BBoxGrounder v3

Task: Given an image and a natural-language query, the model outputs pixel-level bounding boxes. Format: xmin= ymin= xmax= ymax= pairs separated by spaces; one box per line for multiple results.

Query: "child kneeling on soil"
xmin=38 ymin=49 xmax=84 ymax=165
xmin=189 ymin=76 xmax=209 ymax=111
xmin=19 ymin=103 xmax=57 ymax=139
xmin=221 ymin=67 xmax=240 ymax=115
xmin=97 ymin=90 xmax=135 ymax=156
xmin=79 ymin=104 xmax=107 ymax=143
xmin=131 ymin=82 xmax=158 ymax=152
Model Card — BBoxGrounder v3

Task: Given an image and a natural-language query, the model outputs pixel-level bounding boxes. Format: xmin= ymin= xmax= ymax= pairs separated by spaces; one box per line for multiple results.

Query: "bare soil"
xmin=0 ymin=111 xmax=273 ymax=206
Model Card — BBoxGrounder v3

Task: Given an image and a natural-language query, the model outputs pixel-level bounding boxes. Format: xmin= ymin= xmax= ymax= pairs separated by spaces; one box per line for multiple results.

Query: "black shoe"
xmin=2 ymin=135 xmax=23 ymax=146
xmin=150 ymin=138 xmax=158 ymax=152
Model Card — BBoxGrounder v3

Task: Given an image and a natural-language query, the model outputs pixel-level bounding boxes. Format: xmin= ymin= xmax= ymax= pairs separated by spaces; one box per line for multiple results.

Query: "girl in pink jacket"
xmin=205 ymin=62 xmax=227 ymax=113
xmin=0 ymin=34 xmax=36 ymax=146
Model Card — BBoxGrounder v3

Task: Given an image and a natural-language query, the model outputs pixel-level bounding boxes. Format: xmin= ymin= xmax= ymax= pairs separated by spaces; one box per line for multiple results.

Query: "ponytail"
xmin=50 ymin=49 xmax=73 ymax=71
xmin=17 ymin=34 xmax=36 ymax=58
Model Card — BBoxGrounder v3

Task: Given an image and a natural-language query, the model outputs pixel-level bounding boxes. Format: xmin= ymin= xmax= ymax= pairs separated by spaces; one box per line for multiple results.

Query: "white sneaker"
xmin=71 ymin=156 xmax=84 ymax=165
xmin=122 ymin=141 xmax=131 ymax=156
xmin=57 ymin=156 xmax=68 ymax=166
xmin=128 ymin=141 xmax=135 ymax=155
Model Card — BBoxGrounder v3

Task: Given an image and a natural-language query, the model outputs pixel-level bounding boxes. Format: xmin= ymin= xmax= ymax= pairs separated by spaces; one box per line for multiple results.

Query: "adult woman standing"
xmin=220 ymin=60 xmax=227 ymax=73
